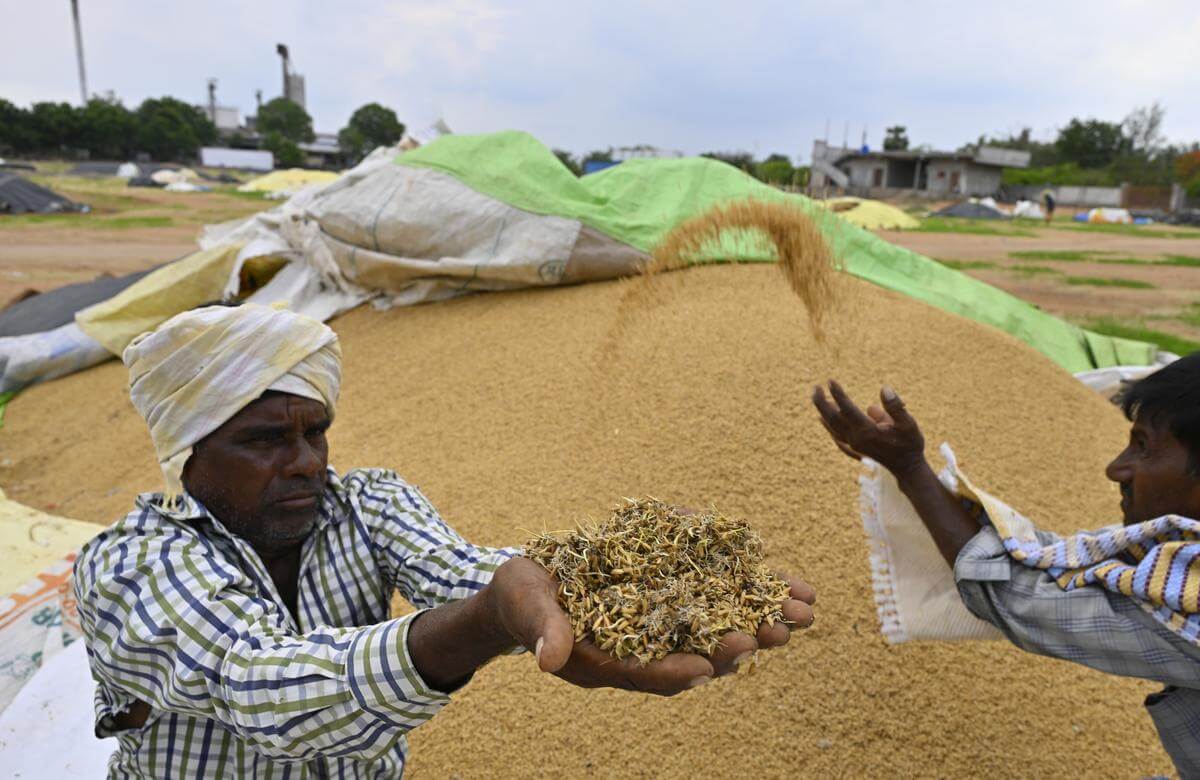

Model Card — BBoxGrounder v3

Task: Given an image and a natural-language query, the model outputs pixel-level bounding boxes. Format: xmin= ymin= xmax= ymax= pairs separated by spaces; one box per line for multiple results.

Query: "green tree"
xmin=701 ymin=151 xmax=755 ymax=172
xmin=337 ymin=103 xmax=404 ymax=162
xmin=755 ymin=153 xmax=795 ymax=185
xmin=263 ymin=131 xmax=304 ymax=167
xmin=1055 ymin=118 xmax=1129 ymax=169
xmin=78 ymin=97 xmax=135 ymax=159
xmin=1123 ymin=102 xmax=1165 ymax=156
xmin=29 ymin=101 xmax=83 ymax=154
xmin=134 ymin=97 xmax=217 ymax=160
xmin=883 ymin=126 xmax=909 ymax=151
xmin=257 ymin=97 xmax=314 ymax=143
xmin=1177 ymin=150 xmax=1200 ymax=186
xmin=552 ymin=149 xmax=581 ymax=176
xmin=0 ymin=98 xmax=35 ymax=155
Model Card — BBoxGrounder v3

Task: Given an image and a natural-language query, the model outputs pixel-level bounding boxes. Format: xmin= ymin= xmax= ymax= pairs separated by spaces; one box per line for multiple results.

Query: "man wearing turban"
xmin=72 ymin=303 xmax=816 ymax=778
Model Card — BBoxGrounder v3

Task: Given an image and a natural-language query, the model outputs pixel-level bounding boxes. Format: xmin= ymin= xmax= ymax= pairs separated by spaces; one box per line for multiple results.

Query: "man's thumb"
xmin=532 ymin=605 xmax=574 ymax=673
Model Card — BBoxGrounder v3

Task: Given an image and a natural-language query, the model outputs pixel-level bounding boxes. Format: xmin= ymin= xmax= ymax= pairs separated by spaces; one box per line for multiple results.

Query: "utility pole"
xmin=70 ymin=0 xmax=88 ymax=104
xmin=207 ymin=78 xmax=218 ymax=124
xmin=276 ymin=43 xmax=290 ymax=101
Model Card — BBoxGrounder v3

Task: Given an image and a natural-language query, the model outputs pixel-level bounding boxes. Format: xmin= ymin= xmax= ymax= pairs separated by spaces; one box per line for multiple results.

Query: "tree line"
xmin=552 ymin=148 xmax=809 ymax=186
xmin=967 ymin=103 xmax=1199 ymax=197
xmin=0 ymin=94 xmax=405 ymax=168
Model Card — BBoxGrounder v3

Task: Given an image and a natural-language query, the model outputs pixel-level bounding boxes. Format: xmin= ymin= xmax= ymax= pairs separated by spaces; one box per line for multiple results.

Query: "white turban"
xmin=123 ymin=303 xmax=342 ymax=496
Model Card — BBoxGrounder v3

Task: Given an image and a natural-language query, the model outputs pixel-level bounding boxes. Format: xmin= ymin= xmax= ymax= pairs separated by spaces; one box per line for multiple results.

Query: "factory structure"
xmin=199 ymin=44 xmax=339 ymax=169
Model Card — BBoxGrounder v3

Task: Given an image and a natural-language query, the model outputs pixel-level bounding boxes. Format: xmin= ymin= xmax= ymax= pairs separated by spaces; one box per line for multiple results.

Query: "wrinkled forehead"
xmin=212 ymin=392 xmax=331 ymax=436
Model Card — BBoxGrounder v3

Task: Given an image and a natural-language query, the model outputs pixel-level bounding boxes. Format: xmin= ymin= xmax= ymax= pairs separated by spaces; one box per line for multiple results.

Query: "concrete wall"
xmin=924 ymin=161 xmax=1001 ymax=196
xmin=964 ymin=166 xmax=1002 ymax=196
xmin=843 ymin=159 xmax=886 ymax=189
xmin=1008 ymin=185 xmax=1122 ymax=207
xmin=925 ymin=160 xmax=965 ymax=194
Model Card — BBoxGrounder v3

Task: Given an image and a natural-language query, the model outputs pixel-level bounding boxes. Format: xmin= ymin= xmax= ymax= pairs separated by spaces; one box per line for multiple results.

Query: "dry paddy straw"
xmin=525 ymin=497 xmax=790 ymax=664
xmin=0 ymin=264 xmax=1173 ymax=777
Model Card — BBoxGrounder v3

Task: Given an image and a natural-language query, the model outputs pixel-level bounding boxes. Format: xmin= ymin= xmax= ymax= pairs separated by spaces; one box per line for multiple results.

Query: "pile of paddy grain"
xmin=1 ymin=262 xmax=1170 ymax=777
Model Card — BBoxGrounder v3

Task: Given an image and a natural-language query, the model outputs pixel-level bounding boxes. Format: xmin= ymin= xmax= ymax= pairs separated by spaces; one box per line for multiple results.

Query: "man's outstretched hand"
xmin=483 ymin=557 xmax=816 ymax=696
xmin=811 ymin=380 xmax=927 ymax=476
xmin=810 ymin=379 xmax=981 ymax=567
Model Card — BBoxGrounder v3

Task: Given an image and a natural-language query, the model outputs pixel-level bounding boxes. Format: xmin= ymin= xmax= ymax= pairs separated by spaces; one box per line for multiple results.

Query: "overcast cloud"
xmin=2 ymin=0 xmax=1197 ymax=161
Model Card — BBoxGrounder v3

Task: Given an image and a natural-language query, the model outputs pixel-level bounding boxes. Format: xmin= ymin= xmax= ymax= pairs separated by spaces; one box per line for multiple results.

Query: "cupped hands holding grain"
xmin=486 ymin=498 xmax=815 ymax=696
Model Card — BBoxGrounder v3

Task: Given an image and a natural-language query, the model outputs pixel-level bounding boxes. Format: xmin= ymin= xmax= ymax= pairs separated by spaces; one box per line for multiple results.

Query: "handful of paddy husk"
xmin=524 ymin=498 xmax=792 ymax=665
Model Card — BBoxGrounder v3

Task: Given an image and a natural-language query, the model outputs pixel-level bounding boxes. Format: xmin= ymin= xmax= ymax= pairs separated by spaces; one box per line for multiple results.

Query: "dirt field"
xmin=0 ymin=265 xmax=1175 ymax=777
xmin=0 ymin=176 xmax=266 ymax=306
xmin=882 ymin=223 xmax=1200 ymax=346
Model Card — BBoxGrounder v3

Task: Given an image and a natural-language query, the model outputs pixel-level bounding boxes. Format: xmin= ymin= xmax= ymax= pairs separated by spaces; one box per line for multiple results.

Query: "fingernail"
xmin=688 ymin=676 xmax=712 ymax=689
xmin=733 ymin=651 xmax=754 ymax=668
xmin=882 ymin=386 xmax=897 ymax=401
xmin=535 ymin=637 xmax=544 ymax=663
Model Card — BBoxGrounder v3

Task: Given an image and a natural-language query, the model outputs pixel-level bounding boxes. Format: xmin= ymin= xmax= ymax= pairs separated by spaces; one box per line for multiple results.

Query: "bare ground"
xmin=881 ymin=225 xmax=1200 ymax=342
xmin=0 ymin=178 xmax=266 ymax=306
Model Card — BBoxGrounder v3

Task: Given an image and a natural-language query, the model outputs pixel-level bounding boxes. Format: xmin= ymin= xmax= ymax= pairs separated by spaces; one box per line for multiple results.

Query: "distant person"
xmin=1041 ymin=189 xmax=1056 ymax=225
xmin=72 ymin=302 xmax=817 ymax=777
xmin=812 ymin=356 xmax=1200 ymax=777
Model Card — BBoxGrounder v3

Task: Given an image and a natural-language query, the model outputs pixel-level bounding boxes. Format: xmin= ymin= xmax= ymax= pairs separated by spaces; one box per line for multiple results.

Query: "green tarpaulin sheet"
xmin=398 ymin=131 xmax=1156 ymax=374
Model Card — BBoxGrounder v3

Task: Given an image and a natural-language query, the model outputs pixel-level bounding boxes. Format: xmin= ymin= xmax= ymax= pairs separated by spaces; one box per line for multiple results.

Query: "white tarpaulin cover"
xmin=0 ymin=641 xmax=114 ymax=776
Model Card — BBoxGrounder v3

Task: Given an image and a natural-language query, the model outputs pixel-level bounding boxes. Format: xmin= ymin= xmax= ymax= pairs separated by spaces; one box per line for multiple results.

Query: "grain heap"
xmin=0 ymin=264 xmax=1173 ymax=776
xmin=526 ymin=498 xmax=791 ymax=663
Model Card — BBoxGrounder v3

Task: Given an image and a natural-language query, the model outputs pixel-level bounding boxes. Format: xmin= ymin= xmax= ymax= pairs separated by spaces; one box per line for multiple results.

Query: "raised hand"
xmin=811 ymin=380 xmax=927 ymax=477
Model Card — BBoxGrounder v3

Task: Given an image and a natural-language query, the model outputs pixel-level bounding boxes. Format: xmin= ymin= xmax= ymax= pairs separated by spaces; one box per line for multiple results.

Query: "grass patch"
xmin=1161 ymin=255 xmax=1200 ymax=267
xmin=916 ymin=217 xmax=1035 ymax=237
xmin=1060 ymin=222 xmax=1200 ymax=239
xmin=1064 ymin=276 xmax=1155 ymax=289
xmin=1178 ymin=304 xmax=1200 ymax=328
xmin=1011 ymin=265 xmax=1061 ymax=275
xmin=224 ymin=189 xmax=271 ymax=201
xmin=936 ymin=259 xmax=997 ymax=270
xmin=104 ymin=215 xmax=175 ymax=229
xmin=1008 ymin=250 xmax=1100 ymax=262
xmin=1009 ymin=250 xmax=1200 ymax=266
xmin=0 ymin=213 xmax=174 ymax=229
xmin=1083 ymin=319 xmax=1199 ymax=355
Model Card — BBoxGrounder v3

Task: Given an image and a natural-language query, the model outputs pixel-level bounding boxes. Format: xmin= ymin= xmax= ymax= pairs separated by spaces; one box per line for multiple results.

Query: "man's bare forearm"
xmin=406 ymin=584 xmax=514 ymax=692
xmin=892 ymin=459 xmax=982 ymax=568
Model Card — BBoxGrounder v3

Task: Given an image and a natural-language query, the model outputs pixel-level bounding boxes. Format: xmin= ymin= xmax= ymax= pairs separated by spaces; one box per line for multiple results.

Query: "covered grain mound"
xmin=0 ymin=264 xmax=1170 ymax=777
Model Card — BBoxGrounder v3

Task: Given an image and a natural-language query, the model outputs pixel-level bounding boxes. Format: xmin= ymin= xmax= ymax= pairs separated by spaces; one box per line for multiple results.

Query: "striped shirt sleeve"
xmin=955 ymin=526 xmax=1200 ymax=687
xmin=73 ymin=510 xmax=450 ymax=763
xmin=349 ymin=469 xmax=519 ymax=608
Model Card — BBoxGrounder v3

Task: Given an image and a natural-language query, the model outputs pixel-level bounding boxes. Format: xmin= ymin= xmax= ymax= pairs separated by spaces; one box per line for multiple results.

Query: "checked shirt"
xmin=73 ymin=468 xmax=516 ymax=778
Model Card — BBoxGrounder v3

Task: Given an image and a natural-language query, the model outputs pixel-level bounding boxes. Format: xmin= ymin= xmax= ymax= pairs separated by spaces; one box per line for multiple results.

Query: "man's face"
xmin=1106 ymin=416 xmax=1200 ymax=525
xmin=182 ymin=392 xmax=331 ymax=554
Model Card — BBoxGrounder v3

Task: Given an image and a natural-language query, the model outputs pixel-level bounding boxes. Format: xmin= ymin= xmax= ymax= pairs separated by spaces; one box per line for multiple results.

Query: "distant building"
xmin=810 ymin=142 xmax=1030 ymax=197
xmin=205 ymin=105 xmax=241 ymax=133
xmin=582 ymin=145 xmax=684 ymax=175
xmin=298 ymin=132 xmax=341 ymax=168
xmin=611 ymin=145 xmax=684 ymax=161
